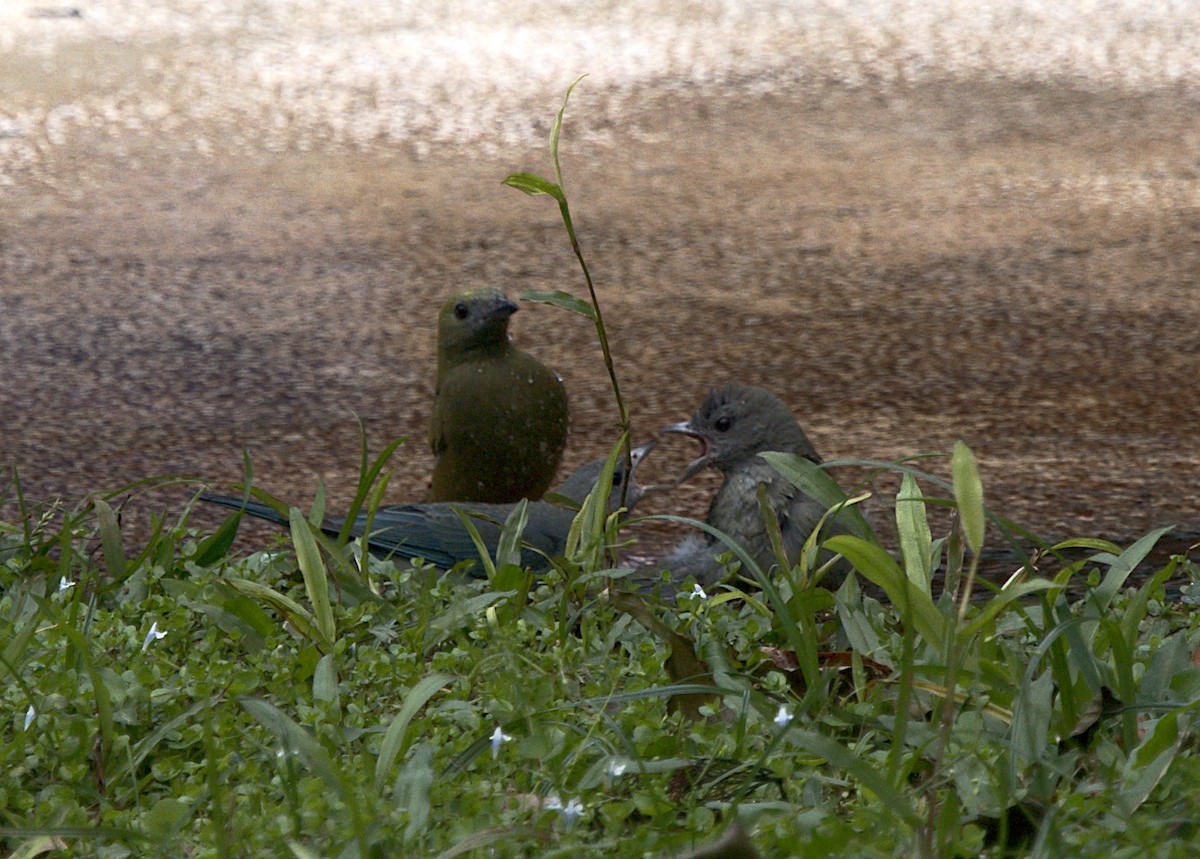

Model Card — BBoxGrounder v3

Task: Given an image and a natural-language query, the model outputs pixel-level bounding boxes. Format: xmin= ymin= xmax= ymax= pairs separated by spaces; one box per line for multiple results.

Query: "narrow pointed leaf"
xmin=93 ymin=499 xmax=127 ymax=580
xmin=289 ymin=507 xmax=335 ymax=643
xmin=824 ymin=535 xmax=945 ymax=647
xmin=760 ymin=452 xmax=876 ymax=543
xmin=375 ymin=673 xmax=454 ymax=793
xmin=501 ymin=172 xmax=563 ymax=201
xmin=519 ymin=289 xmax=597 ymax=320
xmin=191 ymin=511 xmax=242 ymax=567
xmin=1093 ymin=526 xmax=1173 ymax=609
xmin=896 ymin=473 xmax=933 ymax=587
xmin=952 ymin=441 xmax=985 ymax=554
xmin=240 ymin=697 xmax=343 ymax=793
xmin=495 ymin=499 xmax=529 ymax=570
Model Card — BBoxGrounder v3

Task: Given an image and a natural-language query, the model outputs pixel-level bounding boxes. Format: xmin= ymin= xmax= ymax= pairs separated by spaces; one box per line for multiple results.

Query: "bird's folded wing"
xmin=338 ymin=504 xmax=507 ymax=570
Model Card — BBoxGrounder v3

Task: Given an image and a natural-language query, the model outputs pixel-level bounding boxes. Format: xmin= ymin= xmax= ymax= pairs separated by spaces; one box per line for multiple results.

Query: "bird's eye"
xmin=454 ymin=303 xmax=469 ymax=320
xmin=715 ymin=416 xmax=733 ymax=432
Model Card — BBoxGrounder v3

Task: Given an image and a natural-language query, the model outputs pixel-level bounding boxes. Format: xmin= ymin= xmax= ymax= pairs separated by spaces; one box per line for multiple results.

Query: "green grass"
xmin=2 ymin=449 xmax=1199 ymax=858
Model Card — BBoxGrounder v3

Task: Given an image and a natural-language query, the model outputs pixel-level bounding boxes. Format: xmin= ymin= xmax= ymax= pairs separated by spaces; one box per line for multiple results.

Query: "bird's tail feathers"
xmin=198 ymin=492 xmax=291 ymax=528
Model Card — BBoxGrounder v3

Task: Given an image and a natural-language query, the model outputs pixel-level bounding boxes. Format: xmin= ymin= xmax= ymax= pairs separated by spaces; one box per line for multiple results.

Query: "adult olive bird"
xmin=428 ymin=289 xmax=569 ymax=503
xmin=200 ymin=441 xmax=654 ymax=573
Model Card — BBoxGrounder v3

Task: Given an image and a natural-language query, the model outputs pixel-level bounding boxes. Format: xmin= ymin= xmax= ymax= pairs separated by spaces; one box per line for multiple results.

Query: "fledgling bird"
xmin=199 ymin=442 xmax=654 ymax=574
xmin=657 ymin=383 xmax=866 ymax=587
xmin=428 ymin=288 xmax=569 ymax=503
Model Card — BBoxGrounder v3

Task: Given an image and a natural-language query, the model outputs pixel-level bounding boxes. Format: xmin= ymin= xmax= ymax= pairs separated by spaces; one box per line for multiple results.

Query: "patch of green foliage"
xmin=2 ymin=451 xmax=1200 ymax=858
xmin=4 ymin=80 xmax=1200 ymax=859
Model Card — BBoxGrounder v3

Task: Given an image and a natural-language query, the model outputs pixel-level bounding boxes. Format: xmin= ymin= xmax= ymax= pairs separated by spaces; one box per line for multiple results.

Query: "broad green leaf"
xmin=1117 ymin=711 xmax=1181 ymax=817
xmin=375 ymin=673 xmax=455 ymax=793
xmin=495 ymin=498 xmax=529 ymax=570
xmin=125 ymin=698 xmax=211 ymax=782
xmin=1010 ymin=668 xmax=1054 ymax=768
xmin=424 ymin=592 xmax=512 ymax=649
xmin=142 ymin=798 xmax=191 ymax=840
xmin=962 ymin=579 xmax=1056 ymax=640
xmin=519 ymin=289 xmax=597 ymax=320
xmin=824 ymin=535 xmax=945 ymax=647
xmin=1049 ymin=537 xmax=1123 ymax=554
xmin=93 ymin=498 xmax=127 ymax=580
xmin=787 ymin=729 xmax=920 ymax=825
xmin=396 ymin=742 xmax=436 ymax=841
xmin=501 ymin=172 xmax=564 ymax=201
xmin=223 ymin=577 xmax=328 ymax=649
xmin=239 ymin=697 xmax=343 ymax=793
xmin=1139 ymin=632 xmax=1190 ymax=704
xmin=760 ymin=452 xmax=877 ymax=543
xmin=7 ymin=836 xmax=69 ymax=859
xmin=313 ymin=653 xmax=338 ymax=705
xmin=951 ymin=441 xmax=985 ymax=555
xmin=338 ymin=424 xmax=406 ymax=545
xmin=190 ymin=510 xmax=242 ymax=567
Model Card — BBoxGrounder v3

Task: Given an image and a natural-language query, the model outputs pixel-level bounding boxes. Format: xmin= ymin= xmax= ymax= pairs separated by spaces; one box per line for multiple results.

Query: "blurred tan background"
xmin=2 ymin=1 xmax=1198 ymax=556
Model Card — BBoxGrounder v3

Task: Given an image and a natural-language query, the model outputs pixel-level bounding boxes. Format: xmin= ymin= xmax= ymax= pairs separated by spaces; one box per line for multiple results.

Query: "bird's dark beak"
xmin=660 ymin=420 xmax=712 ymax=484
xmin=628 ymin=439 xmax=656 ymax=475
xmin=490 ymin=296 xmax=519 ymax=319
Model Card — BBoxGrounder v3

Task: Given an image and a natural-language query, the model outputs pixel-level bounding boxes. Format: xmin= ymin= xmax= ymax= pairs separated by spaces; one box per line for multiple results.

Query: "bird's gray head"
xmin=662 ymin=383 xmax=821 ymax=480
xmin=437 ymin=288 xmax=518 ymax=368
xmin=551 ymin=440 xmax=656 ymax=513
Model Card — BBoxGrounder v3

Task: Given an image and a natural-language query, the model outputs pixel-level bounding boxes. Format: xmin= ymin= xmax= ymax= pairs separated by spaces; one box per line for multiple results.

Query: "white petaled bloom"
xmin=58 ymin=577 xmax=74 ymax=592
xmin=544 ymin=795 xmax=563 ymax=812
xmin=490 ymin=726 xmax=512 ymax=759
xmin=774 ymin=704 xmax=791 ymax=728
xmin=141 ymin=621 xmax=168 ymax=653
xmin=607 ymin=760 xmax=628 ymax=778
xmin=561 ymin=798 xmax=584 ymax=828
xmin=24 ymin=705 xmax=35 ymax=730
xmin=691 ymin=583 xmax=707 ymax=599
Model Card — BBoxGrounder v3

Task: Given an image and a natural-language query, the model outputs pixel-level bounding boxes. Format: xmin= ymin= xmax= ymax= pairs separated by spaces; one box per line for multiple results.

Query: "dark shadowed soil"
xmin=3 ymin=79 xmax=1198 ymax=574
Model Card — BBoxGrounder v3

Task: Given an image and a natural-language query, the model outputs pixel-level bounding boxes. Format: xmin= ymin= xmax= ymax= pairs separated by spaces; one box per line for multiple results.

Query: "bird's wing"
xmin=337 ymin=504 xmax=505 ymax=570
xmin=428 ymin=393 xmax=448 ymax=455
xmin=346 ymin=502 xmax=573 ymax=572
xmin=200 ymin=493 xmax=574 ymax=573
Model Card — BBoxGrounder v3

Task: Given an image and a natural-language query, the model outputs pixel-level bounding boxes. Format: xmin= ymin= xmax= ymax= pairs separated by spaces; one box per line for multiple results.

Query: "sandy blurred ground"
xmin=1 ymin=1 xmax=1198 ymax=561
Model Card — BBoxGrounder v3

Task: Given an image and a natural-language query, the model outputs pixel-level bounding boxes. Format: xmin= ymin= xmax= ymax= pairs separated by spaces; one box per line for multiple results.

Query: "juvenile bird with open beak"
xmin=657 ymin=383 xmax=867 ymax=587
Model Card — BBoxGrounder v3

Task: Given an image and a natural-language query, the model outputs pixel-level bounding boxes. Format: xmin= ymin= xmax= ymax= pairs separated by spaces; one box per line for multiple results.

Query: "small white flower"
xmin=607 ymin=759 xmax=628 ymax=778
xmin=24 ymin=705 xmax=35 ymax=730
xmin=543 ymin=794 xmax=584 ymax=826
xmin=774 ymin=704 xmax=791 ymax=728
xmin=490 ymin=726 xmax=512 ymax=759
xmin=561 ymin=798 xmax=584 ymax=828
xmin=141 ymin=621 xmax=168 ymax=652
xmin=690 ymin=583 xmax=707 ymax=599
xmin=58 ymin=577 xmax=74 ymax=592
